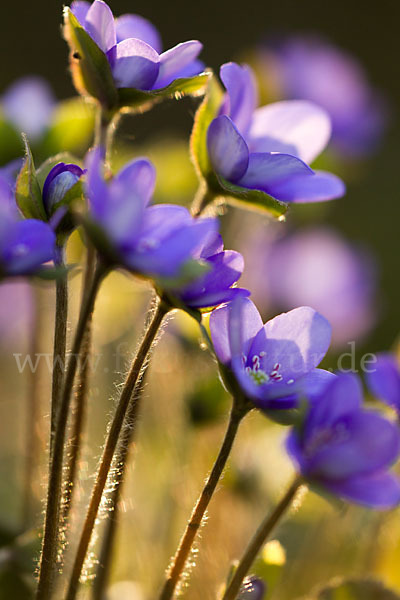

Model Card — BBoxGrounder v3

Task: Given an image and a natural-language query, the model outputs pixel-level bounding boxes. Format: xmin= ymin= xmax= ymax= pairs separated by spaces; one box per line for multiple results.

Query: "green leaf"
xmin=116 ymin=71 xmax=211 ymax=111
xmin=304 ymin=578 xmax=400 ymax=600
xmin=219 ymin=177 xmax=288 ymax=219
xmin=15 ymin=136 xmax=46 ymax=221
xmin=63 ymin=7 xmax=118 ymax=109
xmin=190 ymin=73 xmax=224 ymax=179
xmin=40 ymin=97 xmax=95 ymax=156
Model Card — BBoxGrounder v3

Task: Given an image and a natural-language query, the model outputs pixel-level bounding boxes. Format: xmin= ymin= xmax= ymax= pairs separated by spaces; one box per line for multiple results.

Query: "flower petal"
xmin=85 ymin=0 xmax=116 ymax=53
xmin=249 ymin=306 xmax=331 ymax=378
xmin=152 ymin=41 xmax=202 ymax=89
xmin=108 ymin=39 xmax=160 ymax=90
xmin=115 ymin=14 xmax=162 ymax=53
xmin=85 ymin=146 xmax=110 ymax=222
xmin=308 ymin=411 xmax=400 ymax=480
xmin=185 ymin=287 xmax=250 ymax=310
xmin=1 ymin=220 xmax=55 ymax=275
xmin=366 ymin=353 xmax=400 ymax=410
xmin=305 ymin=373 xmax=363 ymax=436
xmin=322 ymin=472 xmax=400 ymax=509
xmin=209 ymin=296 xmax=263 ymax=366
xmin=207 ymin=115 xmax=249 ymax=181
xmin=248 ymin=100 xmax=331 ymax=164
xmin=181 ymin=250 xmax=245 ymax=306
xmin=111 ymin=157 xmax=156 ymax=207
xmin=129 ymin=212 xmax=218 ymax=278
xmin=269 ymin=170 xmax=345 ymax=203
xmin=220 ymin=62 xmax=258 ymax=136
xmin=70 ymin=0 xmax=90 ymax=25
xmin=236 ymin=152 xmax=313 ymax=194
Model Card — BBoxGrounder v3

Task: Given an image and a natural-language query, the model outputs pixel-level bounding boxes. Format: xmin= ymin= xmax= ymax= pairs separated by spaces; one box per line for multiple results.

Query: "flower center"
xmin=304 ymin=422 xmax=350 ymax=458
xmin=11 ymin=243 xmax=29 ymax=257
xmin=243 ymin=354 xmax=283 ymax=386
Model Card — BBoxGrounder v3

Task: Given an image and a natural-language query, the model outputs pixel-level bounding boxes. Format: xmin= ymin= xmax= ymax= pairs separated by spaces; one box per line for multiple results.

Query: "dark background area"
xmin=1 ymin=0 xmax=400 ymax=353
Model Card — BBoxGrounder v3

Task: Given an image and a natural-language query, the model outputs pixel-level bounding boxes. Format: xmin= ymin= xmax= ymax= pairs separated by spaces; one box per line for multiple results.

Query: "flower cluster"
xmin=71 ymin=0 xmax=203 ymax=91
xmin=1 ymin=3 xmax=399 ymax=599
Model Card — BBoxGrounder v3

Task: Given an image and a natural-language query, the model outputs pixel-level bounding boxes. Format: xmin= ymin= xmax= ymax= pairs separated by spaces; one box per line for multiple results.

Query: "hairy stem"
xmin=222 ymin=476 xmax=304 ymax=600
xmin=50 ymin=244 xmax=68 ymax=455
xmin=191 ymin=184 xmax=217 ymax=217
xmin=66 ymin=300 xmax=169 ymax=600
xmin=36 ymin=263 xmax=105 ymax=600
xmin=91 ymin=373 xmax=147 ymax=600
xmin=61 ymin=245 xmax=96 ymax=528
xmin=159 ymin=401 xmax=251 ymax=600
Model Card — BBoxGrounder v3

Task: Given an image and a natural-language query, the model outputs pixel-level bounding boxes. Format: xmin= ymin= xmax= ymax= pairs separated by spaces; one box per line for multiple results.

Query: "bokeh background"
xmin=1 ymin=1 xmax=400 ymax=599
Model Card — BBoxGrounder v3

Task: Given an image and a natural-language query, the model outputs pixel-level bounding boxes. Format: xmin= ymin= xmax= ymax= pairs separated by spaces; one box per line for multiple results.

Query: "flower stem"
xmin=91 ymin=373 xmax=147 ymax=600
xmin=65 ymin=299 xmax=169 ymax=600
xmin=61 ymin=245 xmax=96 ymax=529
xmin=50 ymin=244 xmax=68 ymax=455
xmin=36 ymin=262 xmax=105 ymax=600
xmin=158 ymin=401 xmax=251 ymax=600
xmin=222 ymin=476 xmax=304 ymax=600
xmin=191 ymin=184 xmax=217 ymax=217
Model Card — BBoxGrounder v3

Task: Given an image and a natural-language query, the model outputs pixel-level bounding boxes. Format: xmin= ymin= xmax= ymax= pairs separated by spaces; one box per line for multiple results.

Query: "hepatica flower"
xmin=168 ymin=231 xmax=249 ymax=309
xmin=256 ymin=36 xmax=387 ymax=157
xmin=366 ymin=353 xmax=400 ymax=413
xmin=71 ymin=0 xmax=203 ymax=91
xmin=207 ymin=62 xmax=345 ymax=203
xmin=0 ymin=209 xmax=56 ymax=279
xmin=42 ymin=162 xmax=85 ymax=220
xmin=85 ymin=147 xmax=217 ymax=281
xmin=287 ymin=374 xmax=400 ymax=508
xmin=209 ymin=296 xmax=333 ymax=411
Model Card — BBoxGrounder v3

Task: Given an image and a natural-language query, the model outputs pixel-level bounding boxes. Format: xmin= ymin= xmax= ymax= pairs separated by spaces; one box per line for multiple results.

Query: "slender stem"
xmin=222 ymin=476 xmax=304 ymax=600
xmin=61 ymin=245 xmax=96 ymax=528
xmin=94 ymin=106 xmax=115 ymax=149
xmin=22 ymin=285 xmax=42 ymax=529
xmin=66 ymin=300 xmax=168 ymax=600
xmin=50 ymin=244 xmax=68 ymax=455
xmin=191 ymin=184 xmax=216 ymax=217
xmin=91 ymin=373 xmax=147 ymax=600
xmin=36 ymin=263 xmax=105 ymax=600
xmin=159 ymin=402 xmax=250 ymax=600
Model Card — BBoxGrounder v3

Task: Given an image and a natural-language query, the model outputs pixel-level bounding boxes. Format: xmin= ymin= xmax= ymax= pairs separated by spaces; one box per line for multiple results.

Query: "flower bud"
xmin=237 ymin=576 xmax=266 ymax=599
xmin=42 ymin=162 xmax=84 ymax=217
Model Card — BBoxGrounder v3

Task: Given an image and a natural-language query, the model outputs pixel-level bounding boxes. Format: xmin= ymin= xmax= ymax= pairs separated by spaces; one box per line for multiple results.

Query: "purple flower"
xmin=71 ymin=0 xmax=204 ymax=91
xmin=170 ymin=231 xmax=249 ymax=309
xmin=256 ymin=36 xmax=387 ymax=157
xmin=2 ymin=77 xmax=55 ymax=142
xmin=240 ymin=227 xmax=376 ymax=349
xmin=209 ymin=296 xmax=333 ymax=411
xmin=85 ymin=147 xmax=217 ymax=280
xmin=206 ymin=62 xmax=345 ymax=203
xmin=42 ymin=162 xmax=85 ymax=217
xmin=237 ymin=576 xmax=266 ymax=599
xmin=287 ymin=374 xmax=400 ymax=508
xmin=366 ymin=353 xmax=400 ymax=412
xmin=0 ymin=212 xmax=56 ymax=279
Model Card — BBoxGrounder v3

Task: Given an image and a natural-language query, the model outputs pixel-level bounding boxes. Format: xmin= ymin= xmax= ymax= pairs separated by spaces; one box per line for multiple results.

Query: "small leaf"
xmin=190 ymin=73 xmax=224 ymax=180
xmin=63 ymin=7 xmax=118 ymax=109
xmin=15 ymin=136 xmax=46 ymax=220
xmin=219 ymin=177 xmax=288 ymax=219
xmin=304 ymin=578 xmax=400 ymax=600
xmin=40 ymin=97 xmax=95 ymax=156
xmin=117 ymin=71 xmax=211 ymax=112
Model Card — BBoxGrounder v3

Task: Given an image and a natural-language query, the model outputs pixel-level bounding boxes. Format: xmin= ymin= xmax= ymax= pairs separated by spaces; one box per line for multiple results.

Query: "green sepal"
xmin=304 ymin=578 xmax=400 ymax=600
xmin=15 ymin=136 xmax=46 ymax=220
xmin=218 ymin=177 xmax=288 ymax=219
xmin=117 ymin=71 xmax=211 ymax=112
xmin=63 ymin=7 xmax=118 ymax=110
xmin=190 ymin=72 xmax=224 ymax=180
